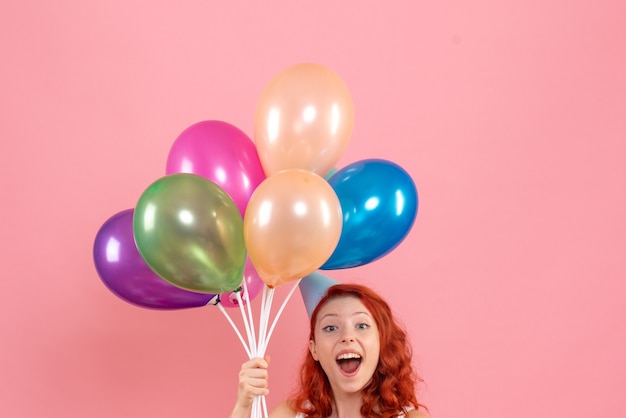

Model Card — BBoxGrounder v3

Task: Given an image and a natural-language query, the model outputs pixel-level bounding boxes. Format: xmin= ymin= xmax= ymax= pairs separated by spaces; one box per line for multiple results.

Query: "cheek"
xmin=312 ymin=338 xmax=336 ymax=361
xmin=367 ymin=335 xmax=381 ymax=357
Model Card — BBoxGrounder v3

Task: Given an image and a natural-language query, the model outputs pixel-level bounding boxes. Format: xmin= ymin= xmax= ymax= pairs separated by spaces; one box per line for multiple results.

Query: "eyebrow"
xmin=319 ymin=311 xmax=372 ymax=321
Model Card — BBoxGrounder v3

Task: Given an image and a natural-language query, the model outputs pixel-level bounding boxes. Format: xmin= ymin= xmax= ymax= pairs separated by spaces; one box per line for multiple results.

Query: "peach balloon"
xmin=254 ymin=63 xmax=354 ymax=176
xmin=243 ymin=169 xmax=343 ymax=287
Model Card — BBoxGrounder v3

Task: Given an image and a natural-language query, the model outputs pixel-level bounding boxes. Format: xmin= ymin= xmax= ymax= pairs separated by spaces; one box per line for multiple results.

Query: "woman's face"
xmin=309 ymin=295 xmax=380 ymax=395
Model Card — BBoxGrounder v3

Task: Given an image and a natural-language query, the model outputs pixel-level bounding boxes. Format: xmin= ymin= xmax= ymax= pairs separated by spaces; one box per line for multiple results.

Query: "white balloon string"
xmin=261 ymin=393 xmax=269 ymax=418
xmin=242 ymin=279 xmax=258 ymax=356
xmin=218 ymin=281 xmax=299 ymax=418
xmin=235 ymin=291 xmax=255 ymax=357
xmin=216 ymin=303 xmax=251 ymax=358
xmin=259 ymin=284 xmax=268 ymax=345
xmin=252 ymin=395 xmax=266 ymax=418
xmin=252 ymin=397 xmax=258 ymax=418
xmin=258 ymin=288 xmax=272 ymax=356
xmin=258 ymin=286 xmax=275 ymax=357
xmin=257 ymin=285 xmax=269 ymax=356
xmin=256 ymin=286 xmax=278 ymax=418
xmin=261 ymin=279 xmax=301 ymax=354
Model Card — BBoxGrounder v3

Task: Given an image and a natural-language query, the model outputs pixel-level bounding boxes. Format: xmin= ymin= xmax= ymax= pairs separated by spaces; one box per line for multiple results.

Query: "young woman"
xmin=230 ymin=283 xmax=428 ymax=418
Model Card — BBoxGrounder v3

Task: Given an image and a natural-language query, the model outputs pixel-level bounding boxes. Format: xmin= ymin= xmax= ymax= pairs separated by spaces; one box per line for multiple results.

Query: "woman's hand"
xmin=229 ymin=356 xmax=270 ymax=418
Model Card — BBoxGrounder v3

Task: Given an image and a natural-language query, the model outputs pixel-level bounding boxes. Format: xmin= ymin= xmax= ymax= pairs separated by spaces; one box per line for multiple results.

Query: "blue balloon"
xmin=321 ymin=159 xmax=418 ymax=269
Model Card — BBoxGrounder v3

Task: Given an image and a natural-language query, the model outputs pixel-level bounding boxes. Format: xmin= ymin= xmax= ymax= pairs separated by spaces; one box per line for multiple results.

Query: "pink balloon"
xmin=166 ymin=120 xmax=266 ymax=216
xmin=220 ymin=257 xmax=264 ymax=308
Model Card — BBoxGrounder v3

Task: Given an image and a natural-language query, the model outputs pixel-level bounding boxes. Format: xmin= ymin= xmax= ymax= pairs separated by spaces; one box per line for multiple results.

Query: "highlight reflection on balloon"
xmin=254 ymin=63 xmax=354 ymax=177
xmin=93 ymin=209 xmax=215 ymax=310
xmin=321 ymin=159 xmax=418 ymax=270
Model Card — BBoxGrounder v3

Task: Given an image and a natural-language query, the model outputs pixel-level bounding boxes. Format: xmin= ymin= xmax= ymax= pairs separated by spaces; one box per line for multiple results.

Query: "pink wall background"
xmin=2 ymin=1 xmax=625 ymax=417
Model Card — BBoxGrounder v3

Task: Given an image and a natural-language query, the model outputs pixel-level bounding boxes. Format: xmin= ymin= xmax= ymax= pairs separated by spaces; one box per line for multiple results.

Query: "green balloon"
xmin=133 ymin=173 xmax=246 ymax=294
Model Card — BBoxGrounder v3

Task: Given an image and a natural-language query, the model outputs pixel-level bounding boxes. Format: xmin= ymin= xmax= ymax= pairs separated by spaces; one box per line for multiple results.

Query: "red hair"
xmin=290 ymin=283 xmax=426 ymax=418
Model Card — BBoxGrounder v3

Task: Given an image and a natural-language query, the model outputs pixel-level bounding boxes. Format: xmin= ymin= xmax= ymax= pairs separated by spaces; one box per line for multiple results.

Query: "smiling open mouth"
xmin=336 ymin=352 xmax=362 ymax=374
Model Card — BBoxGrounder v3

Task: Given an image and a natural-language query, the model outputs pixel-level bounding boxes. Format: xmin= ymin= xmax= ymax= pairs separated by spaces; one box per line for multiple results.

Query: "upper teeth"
xmin=337 ymin=353 xmax=361 ymax=360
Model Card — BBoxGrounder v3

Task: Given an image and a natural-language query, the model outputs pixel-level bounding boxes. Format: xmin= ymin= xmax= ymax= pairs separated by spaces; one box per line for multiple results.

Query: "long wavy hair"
xmin=290 ymin=283 xmax=426 ymax=418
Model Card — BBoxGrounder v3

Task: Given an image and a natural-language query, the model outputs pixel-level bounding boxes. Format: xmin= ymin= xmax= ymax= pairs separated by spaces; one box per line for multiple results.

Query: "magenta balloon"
xmin=220 ymin=257 xmax=264 ymax=308
xmin=93 ymin=209 xmax=216 ymax=310
xmin=165 ymin=120 xmax=266 ymax=216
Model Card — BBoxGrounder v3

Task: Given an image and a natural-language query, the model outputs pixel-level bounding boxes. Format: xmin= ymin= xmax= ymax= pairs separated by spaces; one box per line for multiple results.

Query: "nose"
xmin=341 ymin=334 xmax=355 ymax=343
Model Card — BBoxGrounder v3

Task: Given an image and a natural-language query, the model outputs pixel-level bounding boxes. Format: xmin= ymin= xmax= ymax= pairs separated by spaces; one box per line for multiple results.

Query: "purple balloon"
xmin=93 ymin=209 xmax=216 ymax=310
xmin=165 ymin=120 xmax=266 ymax=216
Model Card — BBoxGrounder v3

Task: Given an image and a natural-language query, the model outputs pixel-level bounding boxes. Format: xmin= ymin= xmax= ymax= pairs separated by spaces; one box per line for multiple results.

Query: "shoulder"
xmin=405 ymin=409 xmax=430 ymax=418
xmin=270 ymin=400 xmax=299 ymax=418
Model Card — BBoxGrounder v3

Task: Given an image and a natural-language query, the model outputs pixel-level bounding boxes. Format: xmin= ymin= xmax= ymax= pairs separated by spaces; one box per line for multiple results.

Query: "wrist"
xmin=229 ymin=401 xmax=253 ymax=418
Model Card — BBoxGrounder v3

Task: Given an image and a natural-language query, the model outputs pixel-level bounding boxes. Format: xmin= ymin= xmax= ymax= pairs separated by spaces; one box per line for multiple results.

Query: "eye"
xmin=323 ymin=325 xmax=337 ymax=332
xmin=356 ymin=323 xmax=370 ymax=330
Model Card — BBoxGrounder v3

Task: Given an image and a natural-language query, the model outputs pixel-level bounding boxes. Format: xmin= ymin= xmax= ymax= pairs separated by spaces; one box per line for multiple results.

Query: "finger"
xmin=240 ymin=376 xmax=270 ymax=396
xmin=248 ymin=356 xmax=269 ymax=369
xmin=239 ymin=368 xmax=269 ymax=382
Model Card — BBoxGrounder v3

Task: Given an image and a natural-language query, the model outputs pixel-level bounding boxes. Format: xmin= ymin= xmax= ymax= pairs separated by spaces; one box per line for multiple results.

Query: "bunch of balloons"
xmin=93 ymin=62 xmax=419 ymax=311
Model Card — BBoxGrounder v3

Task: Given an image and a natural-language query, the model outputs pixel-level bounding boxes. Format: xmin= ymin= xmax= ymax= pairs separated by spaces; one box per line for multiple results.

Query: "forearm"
xmin=228 ymin=402 xmax=252 ymax=418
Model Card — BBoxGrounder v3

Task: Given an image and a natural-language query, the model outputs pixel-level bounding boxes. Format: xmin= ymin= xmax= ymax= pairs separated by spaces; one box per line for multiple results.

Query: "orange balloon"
xmin=254 ymin=63 xmax=354 ymax=177
xmin=243 ymin=169 xmax=343 ymax=287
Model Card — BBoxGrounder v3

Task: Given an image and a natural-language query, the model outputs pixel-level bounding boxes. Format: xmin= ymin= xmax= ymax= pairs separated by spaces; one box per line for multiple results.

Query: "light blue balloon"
xmin=321 ymin=159 xmax=418 ymax=270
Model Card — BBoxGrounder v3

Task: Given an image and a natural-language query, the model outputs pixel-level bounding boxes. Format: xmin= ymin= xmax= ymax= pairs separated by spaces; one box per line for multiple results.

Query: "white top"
xmin=295 ymin=406 xmax=414 ymax=417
